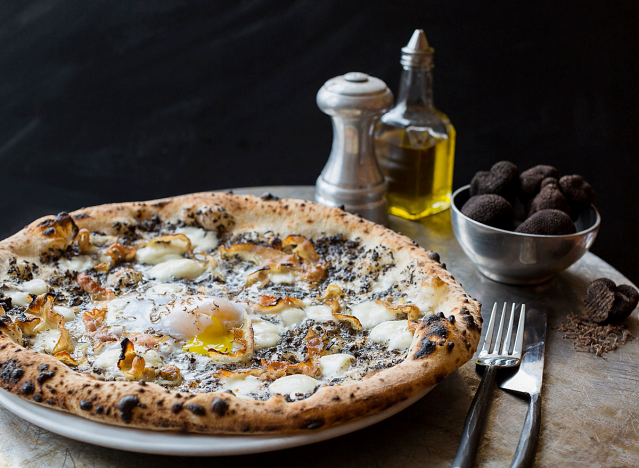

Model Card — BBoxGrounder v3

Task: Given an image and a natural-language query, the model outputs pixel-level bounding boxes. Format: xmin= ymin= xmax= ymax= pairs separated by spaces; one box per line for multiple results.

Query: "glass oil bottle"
xmin=375 ymin=29 xmax=455 ymax=220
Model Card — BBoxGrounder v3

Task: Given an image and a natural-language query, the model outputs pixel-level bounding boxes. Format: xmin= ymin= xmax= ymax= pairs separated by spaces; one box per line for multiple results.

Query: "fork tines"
xmin=481 ymin=303 xmax=525 ymax=358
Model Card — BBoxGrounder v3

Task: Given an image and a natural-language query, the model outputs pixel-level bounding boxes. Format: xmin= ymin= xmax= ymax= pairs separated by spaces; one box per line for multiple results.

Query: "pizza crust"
xmin=0 ymin=192 xmax=481 ymax=433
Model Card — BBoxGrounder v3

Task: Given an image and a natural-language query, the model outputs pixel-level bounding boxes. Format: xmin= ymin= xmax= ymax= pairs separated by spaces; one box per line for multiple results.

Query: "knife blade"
xmin=499 ymin=306 xmax=547 ymax=468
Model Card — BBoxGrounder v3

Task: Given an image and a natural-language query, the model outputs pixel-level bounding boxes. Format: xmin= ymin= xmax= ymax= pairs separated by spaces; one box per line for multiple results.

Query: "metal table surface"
xmin=0 ymin=186 xmax=637 ymax=468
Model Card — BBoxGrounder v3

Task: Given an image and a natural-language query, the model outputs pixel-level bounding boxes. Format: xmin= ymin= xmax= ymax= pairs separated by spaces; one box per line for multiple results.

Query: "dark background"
xmin=0 ymin=1 xmax=637 ymax=284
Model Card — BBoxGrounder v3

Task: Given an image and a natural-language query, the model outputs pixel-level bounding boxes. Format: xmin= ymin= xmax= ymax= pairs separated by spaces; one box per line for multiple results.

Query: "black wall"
xmin=1 ymin=1 xmax=638 ymax=284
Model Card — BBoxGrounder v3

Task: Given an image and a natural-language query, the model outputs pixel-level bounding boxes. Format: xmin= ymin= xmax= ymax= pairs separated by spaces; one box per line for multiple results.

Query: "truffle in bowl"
xmin=451 ymin=185 xmax=600 ymax=285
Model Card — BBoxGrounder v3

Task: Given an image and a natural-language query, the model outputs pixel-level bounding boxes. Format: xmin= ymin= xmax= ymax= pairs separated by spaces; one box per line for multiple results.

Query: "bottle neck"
xmin=396 ymin=66 xmax=434 ymax=111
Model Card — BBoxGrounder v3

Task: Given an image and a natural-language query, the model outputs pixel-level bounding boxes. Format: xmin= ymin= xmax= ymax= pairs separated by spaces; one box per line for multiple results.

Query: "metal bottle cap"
xmin=400 ymin=29 xmax=434 ymax=68
xmin=315 ymin=72 xmax=393 ymax=225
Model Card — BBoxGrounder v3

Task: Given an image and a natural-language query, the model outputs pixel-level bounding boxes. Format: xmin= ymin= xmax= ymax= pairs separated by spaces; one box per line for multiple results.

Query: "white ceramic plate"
xmin=0 ymin=385 xmax=434 ymax=456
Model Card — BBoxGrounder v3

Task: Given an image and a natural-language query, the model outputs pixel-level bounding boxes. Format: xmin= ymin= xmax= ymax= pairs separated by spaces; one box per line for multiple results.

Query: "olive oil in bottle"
xmin=375 ymin=30 xmax=455 ymax=220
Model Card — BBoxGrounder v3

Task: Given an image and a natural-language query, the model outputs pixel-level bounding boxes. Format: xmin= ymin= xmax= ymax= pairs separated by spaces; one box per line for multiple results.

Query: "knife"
xmin=499 ymin=306 xmax=547 ymax=468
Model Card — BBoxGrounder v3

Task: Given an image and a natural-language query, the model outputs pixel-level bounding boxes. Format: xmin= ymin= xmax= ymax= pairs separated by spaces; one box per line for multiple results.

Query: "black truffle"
xmin=559 ymin=175 xmax=596 ymax=207
xmin=540 ymin=177 xmax=558 ymax=189
xmin=609 ymin=285 xmax=639 ymax=323
xmin=470 ymin=161 xmax=520 ymax=201
xmin=519 ymin=165 xmax=559 ymax=200
xmin=529 ymin=182 xmax=571 ymax=216
xmin=585 ymin=278 xmax=639 ymax=324
xmin=515 ymin=209 xmax=576 ymax=235
xmin=584 ymin=278 xmax=616 ymax=323
xmin=461 ymin=194 xmax=514 ymax=229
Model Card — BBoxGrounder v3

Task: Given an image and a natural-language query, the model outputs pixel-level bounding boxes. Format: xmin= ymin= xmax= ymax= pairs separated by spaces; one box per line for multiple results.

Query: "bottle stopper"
xmin=401 ymin=29 xmax=434 ymax=68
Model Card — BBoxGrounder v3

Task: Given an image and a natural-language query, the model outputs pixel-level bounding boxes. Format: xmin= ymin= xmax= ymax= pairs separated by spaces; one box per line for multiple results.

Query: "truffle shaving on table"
xmin=556 ymin=314 xmax=633 ymax=358
xmin=0 ymin=193 xmax=481 ymax=433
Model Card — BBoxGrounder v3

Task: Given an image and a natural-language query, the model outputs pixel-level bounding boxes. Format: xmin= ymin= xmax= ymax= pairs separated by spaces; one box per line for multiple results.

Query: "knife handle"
xmin=451 ymin=366 xmax=497 ymax=468
xmin=510 ymin=393 xmax=542 ymax=468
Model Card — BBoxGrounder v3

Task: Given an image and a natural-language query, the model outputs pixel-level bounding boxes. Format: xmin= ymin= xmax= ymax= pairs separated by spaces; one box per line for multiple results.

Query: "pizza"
xmin=0 ymin=192 xmax=482 ymax=433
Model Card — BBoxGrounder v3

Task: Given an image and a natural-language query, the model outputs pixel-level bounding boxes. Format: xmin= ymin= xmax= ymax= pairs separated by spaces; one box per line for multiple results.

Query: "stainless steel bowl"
xmin=450 ymin=185 xmax=601 ymax=285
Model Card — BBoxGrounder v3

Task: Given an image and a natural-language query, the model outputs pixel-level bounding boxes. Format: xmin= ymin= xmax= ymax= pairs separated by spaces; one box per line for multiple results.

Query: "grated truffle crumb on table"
xmin=556 ymin=314 xmax=634 ymax=358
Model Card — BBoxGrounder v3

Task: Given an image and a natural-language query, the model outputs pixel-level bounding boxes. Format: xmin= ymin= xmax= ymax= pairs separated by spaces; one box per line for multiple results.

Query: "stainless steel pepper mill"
xmin=315 ymin=72 xmax=393 ymax=225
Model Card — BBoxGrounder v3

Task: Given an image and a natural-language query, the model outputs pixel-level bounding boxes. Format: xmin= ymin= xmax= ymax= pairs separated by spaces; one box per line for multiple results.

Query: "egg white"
xmin=104 ymin=286 xmax=247 ymax=340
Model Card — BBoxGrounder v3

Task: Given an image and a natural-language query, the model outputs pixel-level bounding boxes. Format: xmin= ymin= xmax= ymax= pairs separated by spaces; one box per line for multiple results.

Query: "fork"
xmin=451 ymin=303 xmax=526 ymax=468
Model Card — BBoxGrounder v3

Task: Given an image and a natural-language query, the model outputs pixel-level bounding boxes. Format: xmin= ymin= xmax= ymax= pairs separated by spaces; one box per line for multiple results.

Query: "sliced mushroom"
xmin=252 ymin=295 xmax=306 ymax=314
xmin=0 ymin=315 xmax=23 ymax=344
xmin=376 ymin=300 xmax=421 ymax=321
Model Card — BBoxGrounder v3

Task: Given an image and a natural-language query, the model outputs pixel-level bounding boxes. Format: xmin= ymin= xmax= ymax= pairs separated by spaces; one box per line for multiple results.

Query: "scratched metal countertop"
xmin=0 ymin=186 xmax=637 ymax=468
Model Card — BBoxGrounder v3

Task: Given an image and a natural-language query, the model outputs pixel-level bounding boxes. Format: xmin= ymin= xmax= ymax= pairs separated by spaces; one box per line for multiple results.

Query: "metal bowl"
xmin=450 ymin=185 xmax=601 ymax=285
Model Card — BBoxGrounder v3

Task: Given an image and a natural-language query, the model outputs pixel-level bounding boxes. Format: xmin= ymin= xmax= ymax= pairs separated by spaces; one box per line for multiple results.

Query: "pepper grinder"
xmin=315 ymin=72 xmax=393 ymax=225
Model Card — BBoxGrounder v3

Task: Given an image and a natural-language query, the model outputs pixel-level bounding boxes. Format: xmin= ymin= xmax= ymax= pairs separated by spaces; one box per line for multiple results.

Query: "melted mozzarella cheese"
xmin=4 ymin=289 xmax=32 ymax=307
xmin=93 ymin=347 xmax=122 ymax=370
xmin=157 ymin=338 xmax=181 ymax=357
xmin=147 ymin=259 xmax=205 ymax=280
xmin=90 ymin=233 xmax=112 ymax=246
xmin=320 ymin=354 xmax=355 ymax=379
xmin=351 ymin=301 xmax=397 ymax=329
xmin=269 ymin=375 xmax=321 ymax=397
xmin=280 ymin=307 xmax=307 ymax=327
xmin=148 ymin=283 xmax=186 ymax=295
xmin=136 ymin=239 xmax=189 ymax=265
xmin=372 ymin=271 xmax=399 ymax=292
xmin=107 ymin=297 xmax=130 ymax=316
xmin=137 ymin=347 xmax=163 ymax=368
xmin=305 ymin=305 xmax=335 ymax=323
xmin=175 ymin=226 xmax=218 ymax=253
xmin=31 ymin=328 xmax=61 ymax=353
xmin=369 ymin=320 xmax=413 ymax=350
xmin=269 ymin=271 xmax=296 ymax=284
xmin=20 ymin=279 xmax=49 ymax=295
xmin=222 ymin=375 xmax=264 ymax=399
xmin=93 ymin=345 xmax=162 ymax=371
xmin=53 ymin=306 xmax=76 ymax=322
xmin=251 ymin=319 xmax=282 ymax=350
xmin=59 ymin=255 xmax=94 ymax=273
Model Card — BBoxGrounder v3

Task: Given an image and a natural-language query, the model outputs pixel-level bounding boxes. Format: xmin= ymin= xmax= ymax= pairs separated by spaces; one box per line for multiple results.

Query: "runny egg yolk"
xmin=182 ymin=316 xmax=234 ymax=356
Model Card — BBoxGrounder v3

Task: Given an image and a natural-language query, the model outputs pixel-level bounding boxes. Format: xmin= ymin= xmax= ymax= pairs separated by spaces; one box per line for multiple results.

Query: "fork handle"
xmin=451 ymin=366 xmax=497 ymax=468
xmin=509 ymin=393 xmax=542 ymax=468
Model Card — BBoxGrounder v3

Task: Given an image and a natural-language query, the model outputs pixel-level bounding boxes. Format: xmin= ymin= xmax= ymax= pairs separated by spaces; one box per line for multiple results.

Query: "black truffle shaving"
xmin=584 ymin=278 xmax=616 ymax=323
